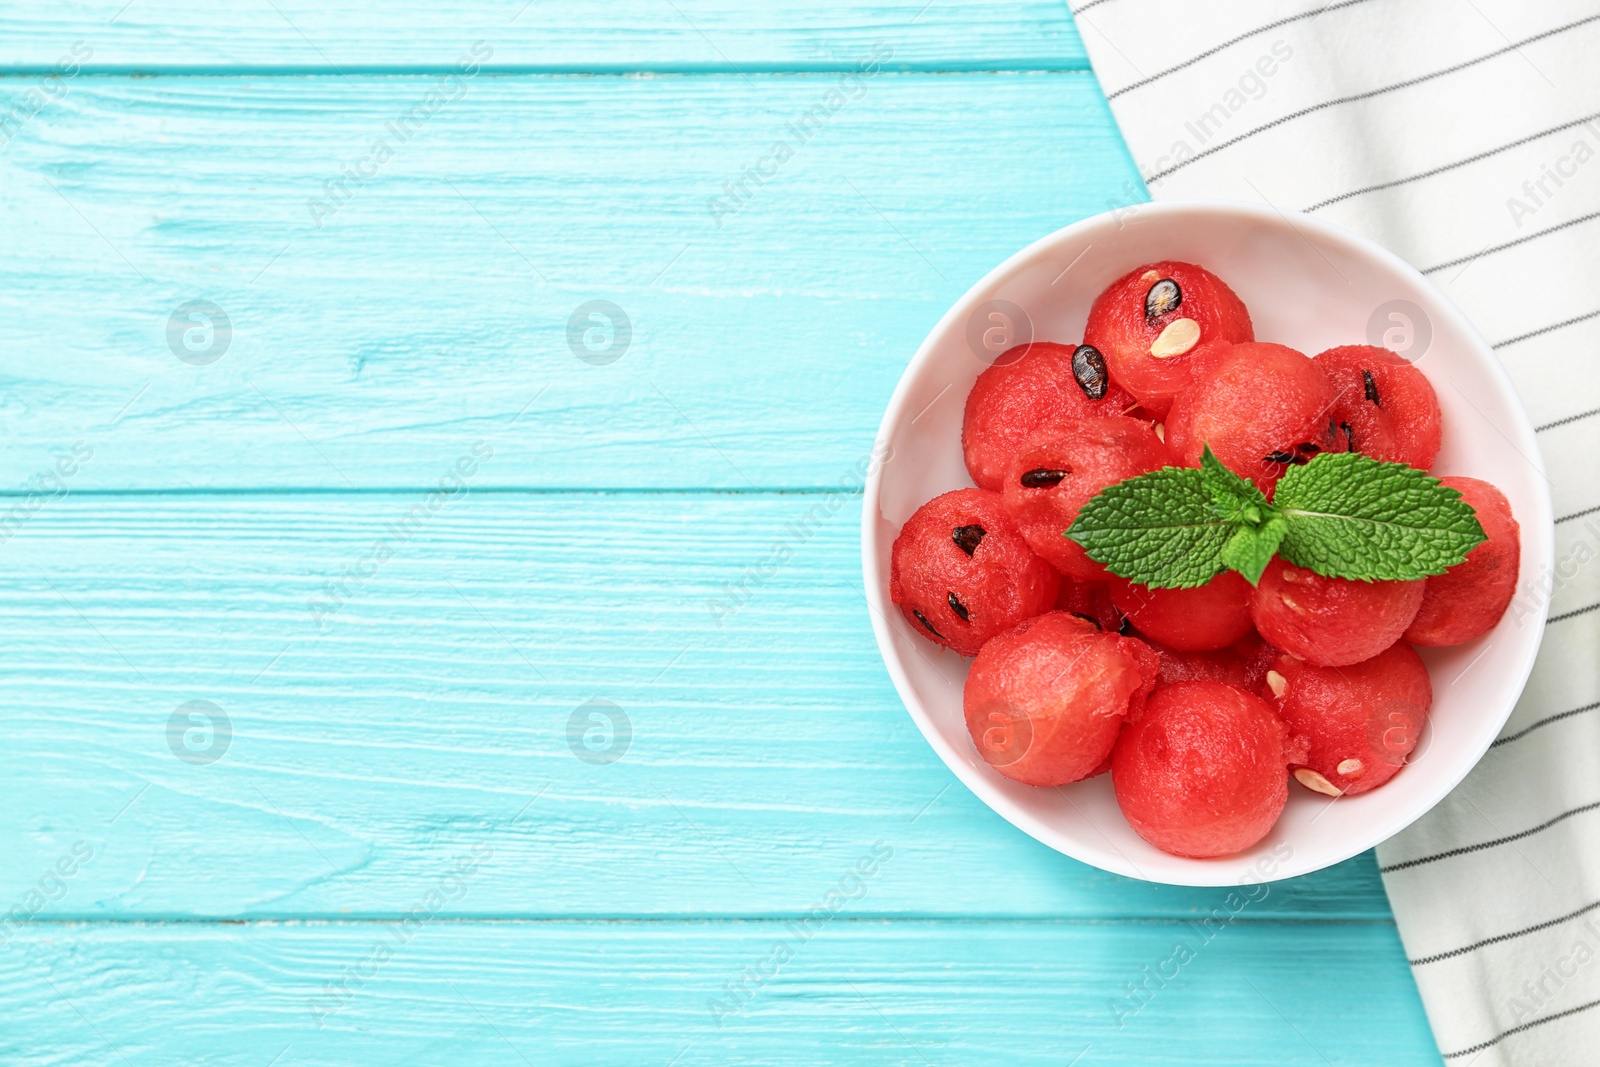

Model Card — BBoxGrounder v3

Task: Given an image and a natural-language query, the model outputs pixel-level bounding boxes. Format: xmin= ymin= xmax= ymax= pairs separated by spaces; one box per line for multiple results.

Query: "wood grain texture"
xmin=0 ymin=9 xmax=1442 ymax=1062
xmin=3 ymin=920 xmax=1438 ymax=1066
xmin=0 ymin=72 xmax=1138 ymax=490
xmin=0 ymin=1 xmax=1086 ymax=72
xmin=0 ymin=493 xmax=1392 ymax=920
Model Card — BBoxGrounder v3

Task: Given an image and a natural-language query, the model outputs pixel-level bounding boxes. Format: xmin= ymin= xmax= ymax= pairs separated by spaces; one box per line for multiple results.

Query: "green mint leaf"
xmin=1273 ymin=452 xmax=1486 ymax=580
xmin=1219 ymin=516 xmax=1288 ymax=586
xmin=1199 ymin=445 xmax=1272 ymax=527
xmin=1066 ymin=467 xmax=1233 ymax=588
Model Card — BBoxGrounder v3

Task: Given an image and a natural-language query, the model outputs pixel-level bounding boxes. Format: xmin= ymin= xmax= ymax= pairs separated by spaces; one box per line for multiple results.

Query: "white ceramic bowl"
xmin=862 ymin=200 xmax=1554 ymax=886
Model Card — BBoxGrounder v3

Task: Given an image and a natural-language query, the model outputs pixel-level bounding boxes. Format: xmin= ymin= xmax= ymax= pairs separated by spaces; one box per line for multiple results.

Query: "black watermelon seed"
xmin=1264 ymin=450 xmax=1297 ymax=465
xmin=1069 ymin=612 xmax=1102 ymax=630
xmin=952 ymin=524 xmax=986 ymax=556
xmin=1020 ymin=468 xmax=1070 ymax=488
xmin=1145 ymin=278 xmax=1182 ymax=321
xmin=1341 ymin=421 xmax=1356 ymax=451
xmin=912 ymin=610 xmax=942 ymax=638
xmin=1363 ymin=370 xmax=1381 ymax=406
xmin=1071 ymin=345 xmax=1109 ymax=400
xmin=947 ymin=592 xmax=970 ymax=622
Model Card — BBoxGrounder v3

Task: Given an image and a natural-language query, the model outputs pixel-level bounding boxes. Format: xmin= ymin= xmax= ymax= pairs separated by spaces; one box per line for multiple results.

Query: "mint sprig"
xmin=1066 ymin=446 xmax=1486 ymax=588
xmin=1220 ymin=516 xmax=1287 ymax=585
xmin=1060 ymin=464 xmax=1236 ymax=589
xmin=1273 ymin=452 xmax=1487 ymax=580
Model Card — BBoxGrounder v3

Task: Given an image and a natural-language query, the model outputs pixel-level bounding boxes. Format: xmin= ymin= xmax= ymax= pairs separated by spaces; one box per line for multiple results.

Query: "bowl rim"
xmin=860 ymin=197 xmax=1555 ymax=886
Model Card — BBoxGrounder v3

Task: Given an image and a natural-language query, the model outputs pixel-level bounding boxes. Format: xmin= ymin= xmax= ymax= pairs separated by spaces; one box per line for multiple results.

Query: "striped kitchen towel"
xmin=1068 ymin=1 xmax=1600 ymax=1063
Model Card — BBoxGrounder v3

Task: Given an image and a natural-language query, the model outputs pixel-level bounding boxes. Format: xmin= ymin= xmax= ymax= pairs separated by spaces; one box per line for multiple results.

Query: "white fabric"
xmin=1069 ymin=1 xmax=1600 ymax=1062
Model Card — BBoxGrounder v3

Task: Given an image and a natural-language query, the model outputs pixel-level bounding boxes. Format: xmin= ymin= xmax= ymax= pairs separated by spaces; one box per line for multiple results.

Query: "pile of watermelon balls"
xmin=890 ymin=261 xmax=1522 ymax=859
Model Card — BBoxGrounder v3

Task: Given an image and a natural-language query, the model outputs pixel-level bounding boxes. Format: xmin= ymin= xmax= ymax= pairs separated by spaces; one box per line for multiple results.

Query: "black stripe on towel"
xmin=1305 ymin=111 xmax=1600 ymax=212
xmin=1495 ymin=309 xmax=1600 ymax=350
xmin=1548 ymin=602 xmax=1600 ymax=625
xmin=1108 ymin=0 xmax=1380 ymax=100
xmin=1146 ymin=14 xmax=1600 ymax=184
xmin=1536 ymin=407 xmax=1600 ymax=433
xmin=1442 ymin=997 xmax=1600 ymax=1059
xmin=1412 ymin=898 xmax=1600 ymax=966
xmin=1380 ymin=800 xmax=1600 ymax=872
xmin=1420 ymin=210 xmax=1600 ymax=275
xmin=1491 ymin=701 xmax=1600 ymax=750
xmin=1558 ymin=503 xmax=1600 ymax=525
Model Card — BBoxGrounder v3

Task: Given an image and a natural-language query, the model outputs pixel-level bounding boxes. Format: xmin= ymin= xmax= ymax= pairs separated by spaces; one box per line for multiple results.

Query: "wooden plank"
xmin=0 ymin=72 xmax=1141 ymax=490
xmin=0 ymin=2 xmax=1084 ymax=72
xmin=2 ymin=919 xmax=1439 ymax=1065
xmin=0 ymin=492 xmax=1391 ymax=919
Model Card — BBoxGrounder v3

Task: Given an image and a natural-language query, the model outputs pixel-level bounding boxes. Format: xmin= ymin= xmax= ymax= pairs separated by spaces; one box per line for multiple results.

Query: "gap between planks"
xmin=9 ymin=916 xmax=1400 ymax=927
xmin=0 ymin=64 xmax=1094 ymax=76
xmin=0 ymin=486 xmax=871 ymax=497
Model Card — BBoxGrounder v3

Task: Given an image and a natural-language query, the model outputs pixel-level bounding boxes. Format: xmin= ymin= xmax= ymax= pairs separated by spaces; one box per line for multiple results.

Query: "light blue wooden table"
xmin=0 ymin=4 xmax=1443 ymax=1063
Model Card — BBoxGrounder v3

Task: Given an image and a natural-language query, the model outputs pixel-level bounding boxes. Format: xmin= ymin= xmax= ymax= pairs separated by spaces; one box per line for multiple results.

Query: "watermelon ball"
xmin=1111 ymin=681 xmax=1290 ymax=858
xmin=1109 ymin=571 xmax=1254 ymax=651
xmin=1165 ymin=342 xmax=1344 ymax=492
xmin=1146 ymin=640 xmax=1252 ymax=690
xmin=962 ymin=342 xmax=1139 ymax=492
xmin=1405 ymin=477 xmax=1521 ymax=646
xmin=964 ymin=612 xmax=1158 ymax=786
xmin=1314 ymin=345 xmax=1442 ymax=470
xmin=1001 ymin=416 xmax=1171 ymax=581
xmin=1147 ymin=634 xmax=1277 ymax=695
xmin=1054 ymin=578 xmax=1126 ymax=634
xmin=1251 ymin=558 xmax=1425 ymax=667
xmin=1083 ymin=262 xmax=1255 ymax=418
xmin=1233 ymin=633 xmax=1281 ymax=698
xmin=1265 ymin=642 xmax=1432 ymax=796
xmin=890 ymin=488 xmax=1060 ymax=656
